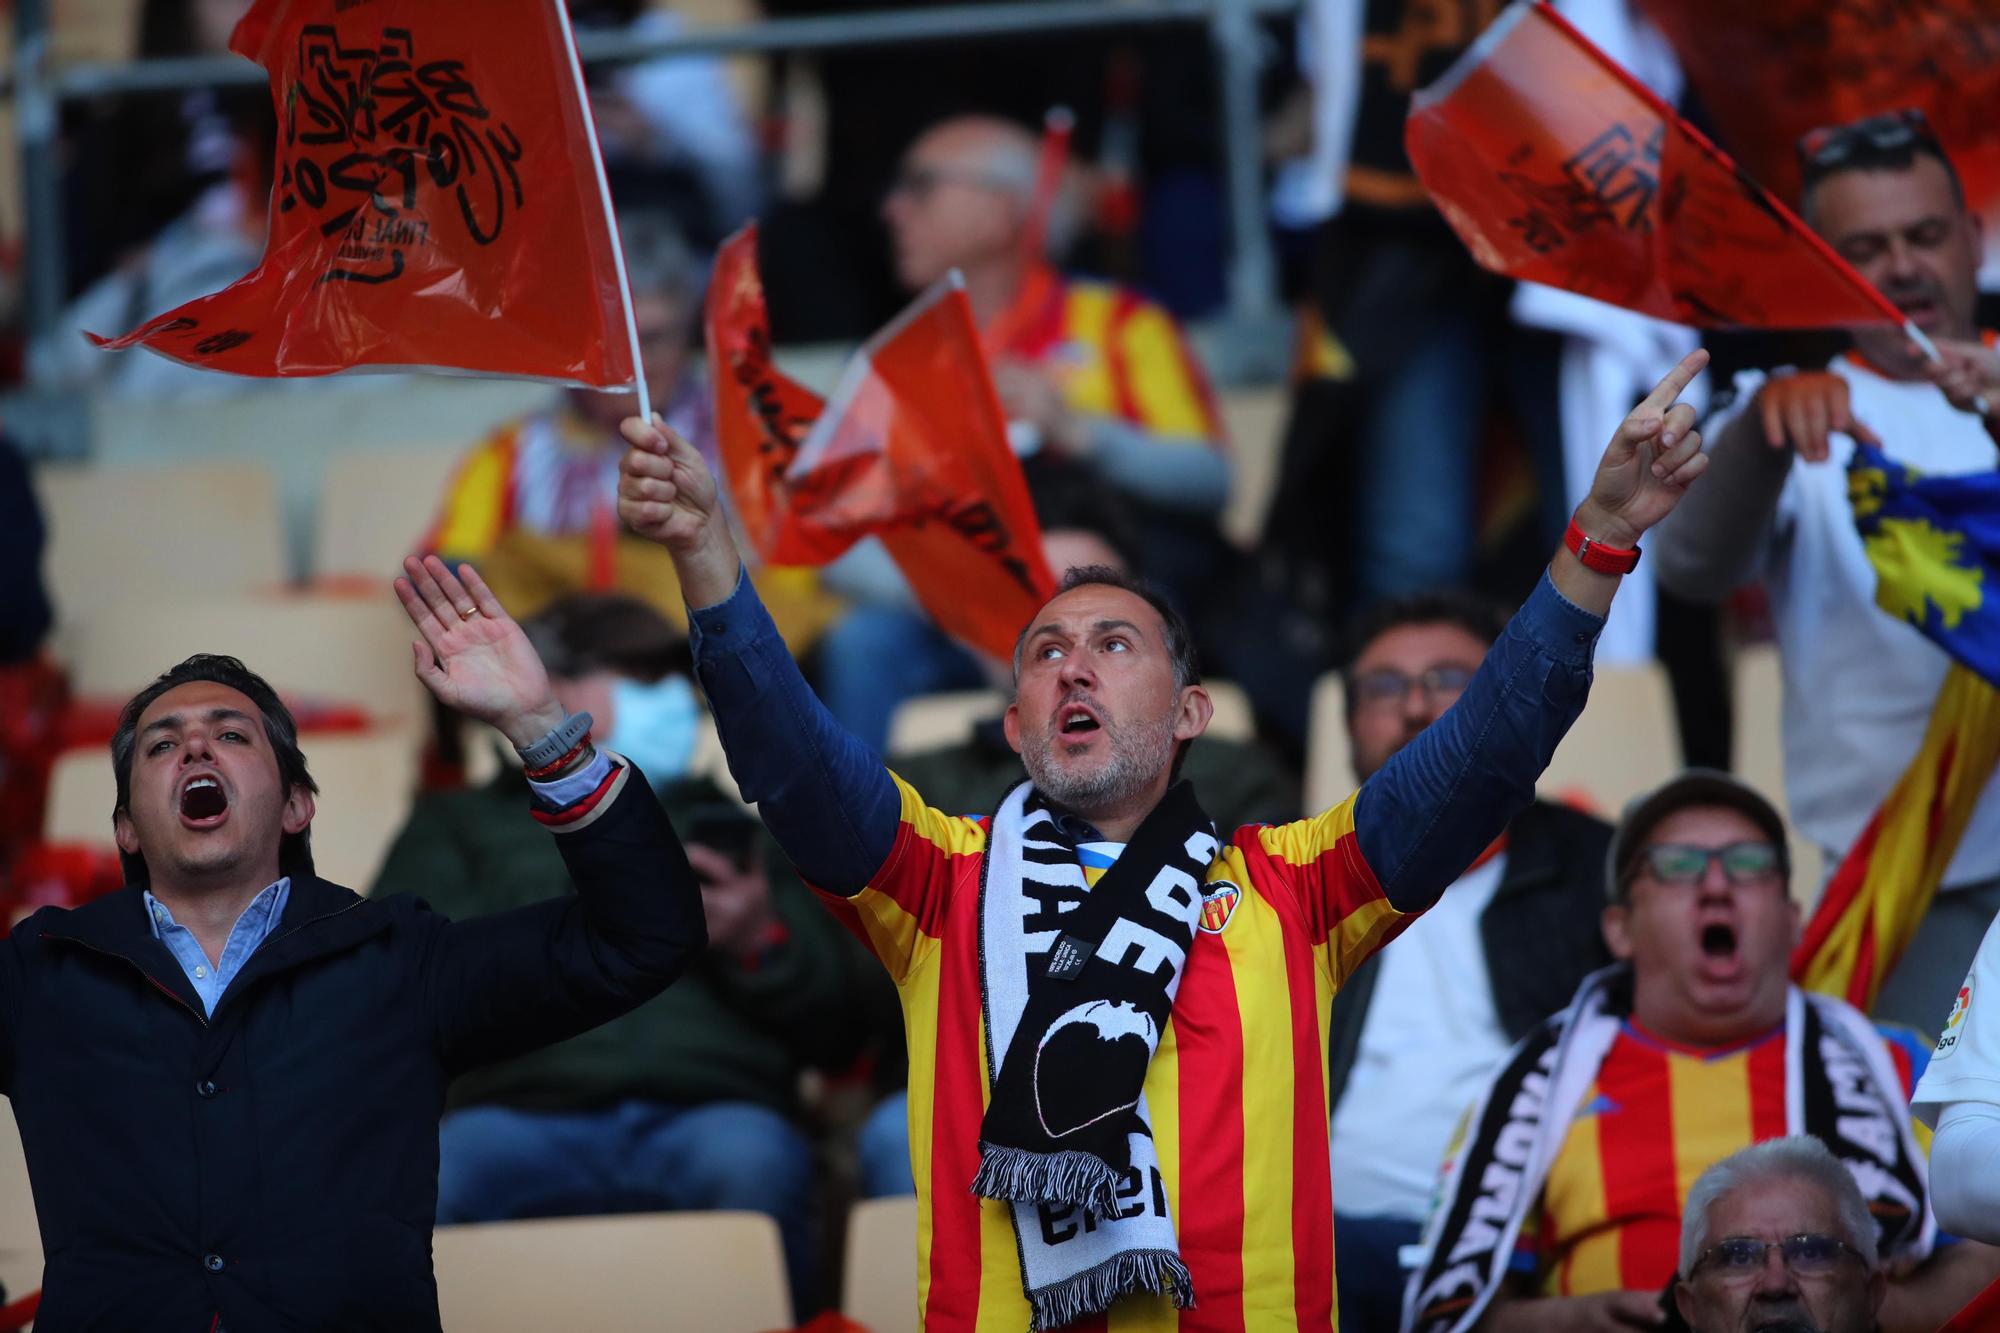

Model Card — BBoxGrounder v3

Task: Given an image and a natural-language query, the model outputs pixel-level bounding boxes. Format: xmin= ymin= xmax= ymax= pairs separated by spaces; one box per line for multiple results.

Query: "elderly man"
xmin=1673 ymin=1137 xmax=1885 ymax=1333
xmin=1405 ymin=771 xmax=1998 ymax=1333
xmin=0 ymin=557 xmax=704 ymax=1329
xmin=619 ymin=338 xmax=1712 ymax=1331
xmin=816 ymin=114 xmax=1233 ymax=747
xmin=1653 ymin=110 xmax=2000 ymax=1031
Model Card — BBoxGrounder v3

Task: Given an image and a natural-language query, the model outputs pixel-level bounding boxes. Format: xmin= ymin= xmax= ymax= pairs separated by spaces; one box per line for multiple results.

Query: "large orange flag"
xmin=89 ymin=0 xmax=637 ymax=386
xmin=1405 ymin=2 xmax=1903 ymax=329
xmin=1634 ymin=0 xmax=2000 ymax=221
xmin=708 ymin=226 xmax=1056 ymax=661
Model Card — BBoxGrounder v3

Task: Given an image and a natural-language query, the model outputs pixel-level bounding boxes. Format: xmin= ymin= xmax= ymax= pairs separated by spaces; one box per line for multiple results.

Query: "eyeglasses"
xmin=1351 ymin=665 xmax=1477 ymax=712
xmin=1637 ymin=841 xmax=1781 ymax=887
xmin=1799 ymin=108 xmax=1939 ymax=173
xmin=887 ymin=165 xmax=1011 ymax=202
xmin=1690 ymin=1234 xmax=1864 ymax=1281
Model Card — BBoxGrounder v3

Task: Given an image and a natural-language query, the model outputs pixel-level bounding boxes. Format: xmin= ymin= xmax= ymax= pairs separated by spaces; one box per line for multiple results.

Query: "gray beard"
xmin=1019 ymin=702 xmax=1178 ymax=817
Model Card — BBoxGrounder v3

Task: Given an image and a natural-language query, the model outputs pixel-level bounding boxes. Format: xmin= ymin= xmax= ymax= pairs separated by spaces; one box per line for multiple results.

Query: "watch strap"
xmin=1564 ymin=518 xmax=1642 ymax=575
xmin=517 ymin=710 xmax=594 ymax=771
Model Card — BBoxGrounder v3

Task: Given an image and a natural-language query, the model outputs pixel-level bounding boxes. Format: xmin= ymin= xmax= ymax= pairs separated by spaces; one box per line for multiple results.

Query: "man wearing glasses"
xmin=1327 ymin=592 xmax=1614 ymax=1330
xmin=1653 ymin=109 xmax=2000 ymax=1032
xmin=1673 ymin=1136 xmax=1886 ymax=1333
xmin=1404 ymin=772 xmax=1999 ymax=1333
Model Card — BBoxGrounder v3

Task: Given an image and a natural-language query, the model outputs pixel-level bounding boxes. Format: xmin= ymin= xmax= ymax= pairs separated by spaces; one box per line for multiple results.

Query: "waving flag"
xmin=89 ymin=0 xmax=639 ymax=387
xmin=1633 ymin=0 xmax=2000 ymax=221
xmin=1794 ymin=446 xmax=2000 ymax=1011
xmin=708 ymin=226 xmax=1056 ymax=661
xmin=1405 ymin=2 xmax=1903 ymax=329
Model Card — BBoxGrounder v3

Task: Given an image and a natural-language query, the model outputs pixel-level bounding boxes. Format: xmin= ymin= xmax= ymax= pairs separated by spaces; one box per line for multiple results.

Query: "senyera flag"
xmin=708 ymin=225 xmax=1056 ymax=661
xmin=1405 ymin=2 xmax=1905 ymax=331
xmin=89 ymin=0 xmax=641 ymax=391
xmin=1793 ymin=447 xmax=2000 ymax=1011
xmin=1633 ymin=0 xmax=2000 ymax=226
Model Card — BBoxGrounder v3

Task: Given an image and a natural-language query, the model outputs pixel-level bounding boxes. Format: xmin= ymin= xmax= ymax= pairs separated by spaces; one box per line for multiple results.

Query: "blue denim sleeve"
xmin=686 ymin=569 xmax=901 ymax=896
xmin=1353 ymin=570 xmax=1603 ymax=913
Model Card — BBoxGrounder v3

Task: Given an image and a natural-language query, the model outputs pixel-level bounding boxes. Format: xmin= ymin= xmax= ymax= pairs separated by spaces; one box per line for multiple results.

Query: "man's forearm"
xmin=1649 ymin=412 xmax=1791 ymax=603
xmin=1882 ymin=1241 xmax=2000 ymax=1333
xmin=1081 ymin=419 xmax=1230 ymax=515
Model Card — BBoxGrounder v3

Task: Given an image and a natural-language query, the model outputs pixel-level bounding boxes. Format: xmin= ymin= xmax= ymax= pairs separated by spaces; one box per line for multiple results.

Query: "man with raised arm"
xmin=618 ymin=352 xmax=1713 ymax=1331
xmin=0 ymin=556 xmax=704 ymax=1330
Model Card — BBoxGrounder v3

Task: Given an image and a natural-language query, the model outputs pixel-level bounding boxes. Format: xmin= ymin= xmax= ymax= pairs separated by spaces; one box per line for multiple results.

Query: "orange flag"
xmin=1405 ymin=2 xmax=1904 ymax=329
xmin=89 ymin=0 xmax=637 ymax=387
xmin=708 ymin=226 xmax=1056 ymax=661
xmin=1633 ymin=0 xmax=2000 ymax=221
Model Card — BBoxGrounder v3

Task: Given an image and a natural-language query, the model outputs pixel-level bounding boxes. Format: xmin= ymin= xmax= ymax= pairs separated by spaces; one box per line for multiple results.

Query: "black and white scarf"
xmin=1402 ymin=965 xmax=1935 ymax=1333
xmin=974 ymin=779 xmax=1218 ymax=1330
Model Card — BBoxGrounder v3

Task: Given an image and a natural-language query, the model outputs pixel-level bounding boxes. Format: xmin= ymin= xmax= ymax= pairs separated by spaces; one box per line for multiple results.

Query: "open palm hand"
xmin=393 ymin=556 xmax=563 ymax=748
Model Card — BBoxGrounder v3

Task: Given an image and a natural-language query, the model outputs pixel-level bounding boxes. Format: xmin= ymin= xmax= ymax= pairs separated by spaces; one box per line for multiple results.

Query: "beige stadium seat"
xmin=1538 ymin=662 xmax=1679 ymax=818
xmin=1304 ymin=672 xmax=1358 ymax=816
xmin=885 ymin=681 xmax=1257 ymax=758
xmin=843 ymin=1195 xmax=918 ymax=1333
xmin=1217 ymin=385 xmax=1287 ymax=549
xmin=1730 ymin=643 xmax=1824 ymax=898
xmin=313 ymin=445 xmax=465 ymax=581
xmin=0 ymin=1101 xmax=40 ymax=1306
xmin=34 ymin=462 xmax=287 ymax=644
xmin=433 ymin=1211 xmax=790 ymax=1331
xmin=44 ymin=727 xmax=417 ymax=895
xmin=68 ymin=591 xmax=428 ymax=727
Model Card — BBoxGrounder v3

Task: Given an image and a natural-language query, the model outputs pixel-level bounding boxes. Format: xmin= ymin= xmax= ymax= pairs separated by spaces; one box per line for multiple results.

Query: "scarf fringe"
xmin=972 ymin=1143 xmax=1126 ymax=1217
xmin=1028 ymin=1249 xmax=1194 ymax=1331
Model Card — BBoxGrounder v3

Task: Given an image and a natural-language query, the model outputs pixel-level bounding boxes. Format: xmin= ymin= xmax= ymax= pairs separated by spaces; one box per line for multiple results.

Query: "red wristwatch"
xmin=1564 ymin=517 xmax=1642 ymax=575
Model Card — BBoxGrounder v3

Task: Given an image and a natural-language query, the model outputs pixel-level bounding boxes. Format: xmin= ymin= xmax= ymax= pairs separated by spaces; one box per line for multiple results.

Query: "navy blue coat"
xmin=0 ymin=764 xmax=703 ymax=1330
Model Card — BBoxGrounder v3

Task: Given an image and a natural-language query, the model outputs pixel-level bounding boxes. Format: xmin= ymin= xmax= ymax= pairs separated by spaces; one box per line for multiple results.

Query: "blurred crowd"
xmin=3 ymin=0 xmax=2000 ymax=1328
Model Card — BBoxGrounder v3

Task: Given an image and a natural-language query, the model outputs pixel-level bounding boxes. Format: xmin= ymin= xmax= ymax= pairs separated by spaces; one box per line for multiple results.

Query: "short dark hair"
xmin=521 ymin=593 xmax=689 ymax=683
xmin=1799 ymin=110 xmax=1965 ymax=216
xmin=111 ymin=655 xmax=318 ymax=885
xmin=1013 ymin=565 xmax=1201 ymax=691
xmin=1339 ymin=590 xmax=1508 ymax=714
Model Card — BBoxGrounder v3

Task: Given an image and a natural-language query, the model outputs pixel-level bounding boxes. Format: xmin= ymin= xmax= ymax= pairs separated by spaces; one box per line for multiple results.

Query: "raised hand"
xmin=1576 ymin=348 xmax=1712 ymax=548
xmin=1755 ymin=370 xmax=1880 ymax=462
xmin=617 ymin=414 xmax=742 ymax=608
xmin=392 ymin=555 xmax=563 ymax=748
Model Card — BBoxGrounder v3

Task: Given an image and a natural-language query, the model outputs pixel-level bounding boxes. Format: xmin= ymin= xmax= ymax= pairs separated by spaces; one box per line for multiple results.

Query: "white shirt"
xmin=1709 ymin=356 xmax=2000 ymax=887
xmin=1329 ymin=853 xmax=1512 ymax=1221
xmin=1913 ymin=910 xmax=2000 ymax=1126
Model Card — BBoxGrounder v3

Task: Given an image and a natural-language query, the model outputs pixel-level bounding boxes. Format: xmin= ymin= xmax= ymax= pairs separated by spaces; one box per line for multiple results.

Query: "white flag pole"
xmin=1901 ymin=318 xmax=1991 ymax=418
xmin=550 ymin=0 xmax=651 ymax=424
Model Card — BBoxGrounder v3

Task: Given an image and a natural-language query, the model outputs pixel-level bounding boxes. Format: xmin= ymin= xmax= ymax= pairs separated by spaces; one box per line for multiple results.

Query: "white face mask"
xmin=605 ymin=674 xmax=700 ymax=788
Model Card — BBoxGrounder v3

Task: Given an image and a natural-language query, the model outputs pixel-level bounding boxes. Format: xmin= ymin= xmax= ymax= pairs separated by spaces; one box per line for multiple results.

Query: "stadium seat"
xmin=312 ymin=445 xmax=464 ymax=581
xmin=433 ymin=1211 xmax=791 ymax=1331
xmin=66 ymin=591 xmax=428 ymax=727
xmin=0 ymin=1101 xmax=41 ymax=1307
xmin=1538 ymin=661 xmax=1680 ymax=816
xmin=33 ymin=462 xmax=287 ymax=647
xmin=43 ymin=727 xmax=418 ymax=895
xmin=1217 ymin=385 xmax=1286 ymax=549
xmin=1730 ymin=643 xmax=1823 ymax=897
xmin=843 ymin=1195 xmax=918 ymax=1333
xmin=885 ymin=682 xmax=1257 ymax=758
xmin=1304 ymin=672 xmax=1357 ymax=815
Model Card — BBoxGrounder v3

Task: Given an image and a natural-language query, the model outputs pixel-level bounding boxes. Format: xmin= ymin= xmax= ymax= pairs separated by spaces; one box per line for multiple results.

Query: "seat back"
xmin=1730 ymin=643 xmax=1823 ymax=895
xmin=1304 ymin=672 xmax=1358 ymax=816
xmin=0 ymin=1101 xmax=42 ymax=1304
xmin=313 ymin=446 xmax=464 ymax=580
xmin=433 ymin=1211 xmax=791 ymax=1331
xmin=843 ymin=1195 xmax=918 ymax=1333
xmin=1538 ymin=662 xmax=1680 ymax=817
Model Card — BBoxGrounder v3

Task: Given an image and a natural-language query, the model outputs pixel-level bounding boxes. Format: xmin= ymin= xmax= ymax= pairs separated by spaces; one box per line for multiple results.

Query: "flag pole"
xmin=1900 ymin=320 xmax=1992 ymax=417
xmin=1020 ymin=106 xmax=1075 ymax=267
xmin=550 ymin=0 xmax=651 ymax=424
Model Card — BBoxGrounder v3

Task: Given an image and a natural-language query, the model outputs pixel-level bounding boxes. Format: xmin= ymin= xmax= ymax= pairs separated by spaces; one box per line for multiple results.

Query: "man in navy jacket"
xmin=0 ymin=556 xmax=706 ymax=1330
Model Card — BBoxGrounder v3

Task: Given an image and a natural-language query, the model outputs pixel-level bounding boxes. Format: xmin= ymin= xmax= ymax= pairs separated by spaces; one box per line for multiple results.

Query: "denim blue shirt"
xmin=143 ymin=878 xmax=291 ymax=1016
xmin=685 ymin=565 xmax=1604 ymax=913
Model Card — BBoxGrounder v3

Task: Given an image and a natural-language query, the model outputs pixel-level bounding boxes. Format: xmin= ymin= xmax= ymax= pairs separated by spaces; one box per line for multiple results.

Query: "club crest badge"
xmin=1198 ymin=880 xmax=1242 ymax=935
xmin=1936 ymin=978 xmax=1973 ymax=1059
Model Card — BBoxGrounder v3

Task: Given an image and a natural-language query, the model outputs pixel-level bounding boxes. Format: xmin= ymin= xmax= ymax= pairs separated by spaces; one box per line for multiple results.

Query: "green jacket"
xmin=371 ymin=768 xmax=872 ymax=1113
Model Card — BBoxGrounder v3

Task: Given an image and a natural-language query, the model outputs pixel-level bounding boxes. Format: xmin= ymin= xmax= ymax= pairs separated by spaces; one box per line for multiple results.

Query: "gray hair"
xmin=617 ymin=210 xmax=701 ymax=305
xmin=1680 ymin=1137 xmax=1879 ymax=1277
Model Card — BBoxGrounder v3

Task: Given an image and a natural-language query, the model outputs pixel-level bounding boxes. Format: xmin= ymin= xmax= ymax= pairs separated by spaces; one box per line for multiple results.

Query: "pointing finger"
xmin=1638 ymin=348 xmax=1710 ymax=414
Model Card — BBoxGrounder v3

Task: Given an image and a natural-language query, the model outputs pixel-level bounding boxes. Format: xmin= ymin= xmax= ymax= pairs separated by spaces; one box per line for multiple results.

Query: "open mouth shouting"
xmin=178 ymin=773 xmax=231 ymax=830
xmin=1055 ymin=699 xmax=1104 ymax=747
xmin=1696 ymin=916 xmax=1743 ymax=982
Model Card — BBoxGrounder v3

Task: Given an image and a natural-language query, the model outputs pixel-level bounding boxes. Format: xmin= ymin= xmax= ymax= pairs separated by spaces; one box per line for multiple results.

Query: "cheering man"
xmin=620 ymin=350 xmax=1712 ymax=1330
xmin=0 ymin=556 xmax=704 ymax=1329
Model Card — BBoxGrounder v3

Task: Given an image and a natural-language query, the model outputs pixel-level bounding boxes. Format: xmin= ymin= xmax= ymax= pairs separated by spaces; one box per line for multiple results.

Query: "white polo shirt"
xmin=1709 ymin=354 xmax=2000 ymax=888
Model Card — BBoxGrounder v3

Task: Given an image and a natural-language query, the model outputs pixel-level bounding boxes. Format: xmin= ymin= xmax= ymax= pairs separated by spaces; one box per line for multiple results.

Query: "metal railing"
xmin=10 ymin=0 xmax=1297 ymax=384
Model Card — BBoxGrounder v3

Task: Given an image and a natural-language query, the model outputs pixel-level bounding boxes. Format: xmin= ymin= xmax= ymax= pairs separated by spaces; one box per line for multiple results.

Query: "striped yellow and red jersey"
xmin=817 ymin=774 xmax=1411 ymax=1332
xmin=986 ymin=267 xmax=1225 ymax=442
xmin=1521 ymin=1021 xmax=1925 ymax=1296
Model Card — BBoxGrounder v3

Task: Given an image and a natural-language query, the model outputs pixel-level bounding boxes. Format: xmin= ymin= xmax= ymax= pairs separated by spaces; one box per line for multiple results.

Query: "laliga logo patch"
xmin=1936 ymin=978 xmax=1973 ymax=1059
xmin=1198 ymin=880 xmax=1241 ymax=935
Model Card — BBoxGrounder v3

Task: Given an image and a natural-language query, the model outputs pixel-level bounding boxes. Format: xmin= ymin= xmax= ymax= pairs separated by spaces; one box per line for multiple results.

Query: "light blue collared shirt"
xmin=143 ymin=878 xmax=291 ymax=1017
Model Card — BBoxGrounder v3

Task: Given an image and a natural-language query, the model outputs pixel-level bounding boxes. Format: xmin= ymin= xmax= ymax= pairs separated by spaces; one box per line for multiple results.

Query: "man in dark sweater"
xmin=0 ymin=556 xmax=705 ymax=1331
xmin=374 ymin=591 xmax=870 ymax=1318
xmin=1326 ymin=591 xmax=1614 ymax=1332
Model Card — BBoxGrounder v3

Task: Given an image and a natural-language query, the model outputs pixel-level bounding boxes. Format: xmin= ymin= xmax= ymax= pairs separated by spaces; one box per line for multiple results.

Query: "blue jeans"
xmin=816 ymin=605 xmax=985 ymax=753
xmin=856 ymin=1089 xmax=914 ymax=1198
xmin=437 ymin=1099 xmax=816 ymax=1318
xmin=1333 ymin=1213 xmax=1423 ymax=1332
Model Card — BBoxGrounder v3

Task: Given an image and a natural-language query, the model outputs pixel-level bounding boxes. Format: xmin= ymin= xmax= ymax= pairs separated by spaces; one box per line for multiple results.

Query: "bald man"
xmin=817 ymin=116 xmax=1234 ymax=749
